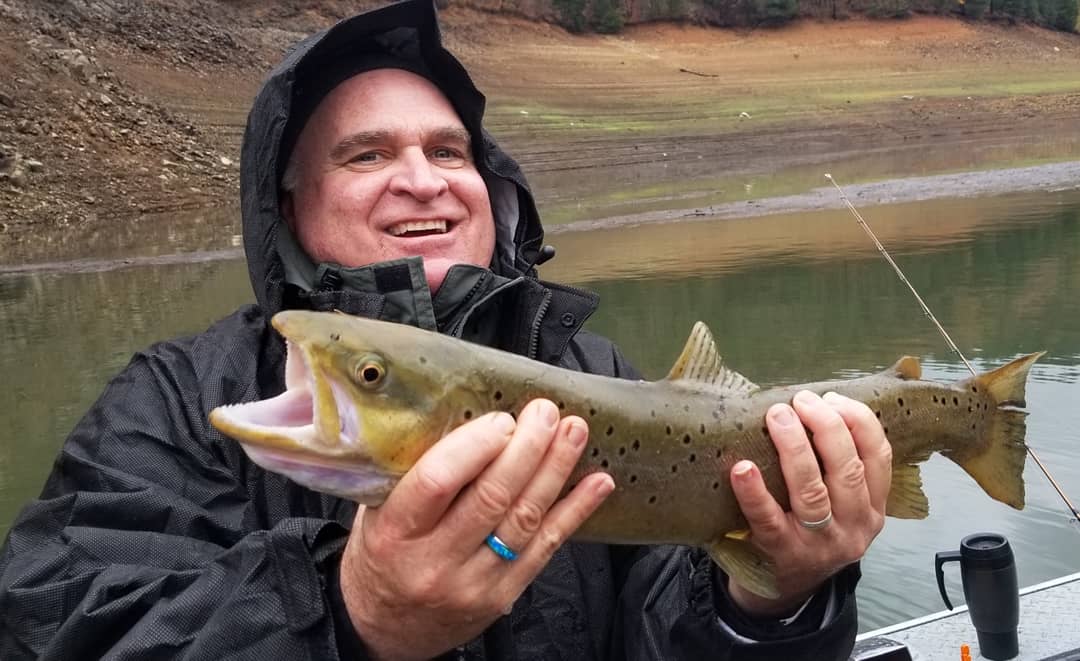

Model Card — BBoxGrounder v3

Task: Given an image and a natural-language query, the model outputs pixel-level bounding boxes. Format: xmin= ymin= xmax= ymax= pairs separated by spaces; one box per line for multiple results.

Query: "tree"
xmin=758 ymin=0 xmax=800 ymax=24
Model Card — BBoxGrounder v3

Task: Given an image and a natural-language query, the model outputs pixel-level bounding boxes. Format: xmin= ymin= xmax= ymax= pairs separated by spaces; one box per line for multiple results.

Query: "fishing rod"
xmin=824 ymin=174 xmax=1080 ymax=526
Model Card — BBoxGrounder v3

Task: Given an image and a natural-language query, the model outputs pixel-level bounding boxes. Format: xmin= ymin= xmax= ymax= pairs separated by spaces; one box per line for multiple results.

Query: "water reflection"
xmin=1 ymin=189 xmax=1078 ymax=633
xmin=525 ymin=128 xmax=1080 ymax=225
xmin=0 ymin=259 xmax=253 ymax=536
xmin=562 ymin=189 xmax=1080 ymax=631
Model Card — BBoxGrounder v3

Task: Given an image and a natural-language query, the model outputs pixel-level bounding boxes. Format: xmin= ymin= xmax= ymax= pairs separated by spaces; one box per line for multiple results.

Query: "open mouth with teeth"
xmin=387 ymin=219 xmax=449 ymax=238
xmin=208 ymin=339 xmax=398 ymax=502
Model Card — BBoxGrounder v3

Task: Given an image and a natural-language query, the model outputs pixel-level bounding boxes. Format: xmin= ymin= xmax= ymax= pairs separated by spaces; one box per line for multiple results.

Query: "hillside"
xmin=1 ymin=1 xmax=1079 ymax=264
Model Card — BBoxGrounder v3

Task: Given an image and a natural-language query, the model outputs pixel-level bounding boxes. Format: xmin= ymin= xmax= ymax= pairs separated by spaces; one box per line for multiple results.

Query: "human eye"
xmin=348 ymin=151 xmax=383 ymax=165
xmin=430 ymin=146 xmax=467 ymax=166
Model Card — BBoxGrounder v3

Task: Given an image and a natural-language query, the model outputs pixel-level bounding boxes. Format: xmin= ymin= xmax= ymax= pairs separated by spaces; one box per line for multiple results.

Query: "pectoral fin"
xmin=887 ymin=464 xmax=930 ymax=519
xmin=708 ymin=536 xmax=779 ymax=599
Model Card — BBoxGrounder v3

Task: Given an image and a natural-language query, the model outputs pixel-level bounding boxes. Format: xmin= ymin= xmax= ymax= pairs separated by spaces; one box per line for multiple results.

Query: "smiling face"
xmin=280 ymin=68 xmax=495 ymax=294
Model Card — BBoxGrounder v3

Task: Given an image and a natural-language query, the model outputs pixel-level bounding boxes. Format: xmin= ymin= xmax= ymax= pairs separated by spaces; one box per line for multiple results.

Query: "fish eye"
xmin=354 ymin=358 xmax=386 ymax=387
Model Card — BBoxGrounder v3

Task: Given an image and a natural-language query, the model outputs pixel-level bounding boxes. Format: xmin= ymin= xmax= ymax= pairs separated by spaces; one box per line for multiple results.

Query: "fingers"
xmin=768 ymin=396 xmax=835 ymax=528
xmin=730 ymin=459 xmax=788 ymax=540
xmin=486 ymin=416 xmax=590 ymax=555
xmin=822 ymin=391 xmax=892 ymax=516
xmin=499 ymin=472 xmax=614 ymax=597
xmin=378 ymin=410 xmax=516 ymax=535
xmin=444 ymin=400 xmax=563 ymax=551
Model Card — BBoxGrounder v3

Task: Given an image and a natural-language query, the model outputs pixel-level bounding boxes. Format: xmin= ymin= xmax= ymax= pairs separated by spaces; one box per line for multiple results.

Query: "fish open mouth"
xmin=209 ymin=339 xmax=401 ymax=501
xmin=209 ymin=340 xmax=360 ymax=452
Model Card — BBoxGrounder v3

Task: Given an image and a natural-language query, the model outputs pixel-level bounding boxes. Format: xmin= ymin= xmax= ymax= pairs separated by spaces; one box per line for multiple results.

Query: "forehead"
xmin=308 ymin=68 xmax=465 ymax=136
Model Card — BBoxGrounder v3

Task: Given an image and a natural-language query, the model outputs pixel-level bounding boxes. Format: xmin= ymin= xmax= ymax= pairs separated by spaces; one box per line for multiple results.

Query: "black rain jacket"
xmin=0 ymin=2 xmax=860 ymax=658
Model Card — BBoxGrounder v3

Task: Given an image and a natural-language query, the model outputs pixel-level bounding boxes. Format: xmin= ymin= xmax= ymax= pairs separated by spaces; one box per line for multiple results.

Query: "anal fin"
xmin=887 ymin=464 xmax=930 ymax=519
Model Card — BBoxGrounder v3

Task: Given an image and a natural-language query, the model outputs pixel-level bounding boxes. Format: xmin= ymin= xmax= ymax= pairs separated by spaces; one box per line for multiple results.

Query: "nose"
xmin=388 ymin=149 xmax=449 ymax=201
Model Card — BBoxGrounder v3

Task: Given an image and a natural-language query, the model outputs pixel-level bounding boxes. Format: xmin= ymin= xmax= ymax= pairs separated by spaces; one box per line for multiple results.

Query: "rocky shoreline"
xmin=2 ymin=2 xmax=1078 ymax=268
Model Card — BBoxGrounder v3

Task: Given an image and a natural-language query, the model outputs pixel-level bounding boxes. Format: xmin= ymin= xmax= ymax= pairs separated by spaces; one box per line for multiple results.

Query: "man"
xmin=0 ymin=1 xmax=890 ymax=659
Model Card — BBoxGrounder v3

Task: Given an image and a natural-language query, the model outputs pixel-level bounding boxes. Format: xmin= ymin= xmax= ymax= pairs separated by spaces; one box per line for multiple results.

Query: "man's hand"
xmin=339 ymin=399 xmax=614 ymax=661
xmin=728 ymin=390 xmax=892 ymax=616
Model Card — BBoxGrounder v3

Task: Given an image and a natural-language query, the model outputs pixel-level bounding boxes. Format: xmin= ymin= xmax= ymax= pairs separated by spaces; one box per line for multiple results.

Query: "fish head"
xmin=209 ymin=310 xmax=480 ymax=502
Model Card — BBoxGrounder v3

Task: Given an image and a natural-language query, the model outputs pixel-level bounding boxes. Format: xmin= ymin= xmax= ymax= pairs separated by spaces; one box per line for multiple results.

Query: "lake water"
xmin=1 ymin=188 xmax=1078 ymax=633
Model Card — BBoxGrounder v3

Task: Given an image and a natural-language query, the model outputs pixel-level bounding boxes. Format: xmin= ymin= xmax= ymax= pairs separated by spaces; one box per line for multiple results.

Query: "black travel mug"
xmin=935 ymin=533 xmax=1020 ymax=660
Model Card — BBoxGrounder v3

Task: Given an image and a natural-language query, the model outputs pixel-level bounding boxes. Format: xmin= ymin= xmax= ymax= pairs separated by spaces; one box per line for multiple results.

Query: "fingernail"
xmin=793 ymin=390 xmax=820 ymax=406
xmin=595 ymin=475 xmax=615 ymax=497
xmin=493 ymin=412 xmax=516 ymax=435
xmin=537 ymin=400 xmax=559 ymax=427
xmin=822 ymin=391 xmax=843 ymax=404
xmin=733 ymin=460 xmax=754 ymax=479
xmin=567 ymin=423 xmax=588 ymax=448
xmin=769 ymin=404 xmax=796 ymax=426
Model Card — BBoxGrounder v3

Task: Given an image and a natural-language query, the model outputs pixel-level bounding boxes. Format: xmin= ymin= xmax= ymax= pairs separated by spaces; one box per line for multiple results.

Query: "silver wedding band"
xmin=798 ymin=510 xmax=833 ymax=530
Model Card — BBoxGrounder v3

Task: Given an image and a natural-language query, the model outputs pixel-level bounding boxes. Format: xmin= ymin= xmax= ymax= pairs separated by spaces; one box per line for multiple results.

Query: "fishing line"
xmin=825 ymin=174 xmax=1080 ymax=525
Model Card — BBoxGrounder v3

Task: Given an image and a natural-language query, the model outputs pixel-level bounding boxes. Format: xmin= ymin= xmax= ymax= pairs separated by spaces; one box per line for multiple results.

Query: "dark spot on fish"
xmin=716 ymin=448 xmax=723 ymax=459
xmin=883 ymin=426 xmax=889 ymax=435
xmin=671 ymin=464 xmax=678 ymax=473
xmin=971 ymin=423 xmax=977 ymax=430
xmin=700 ymin=423 xmax=706 ymax=435
xmin=651 ymin=410 xmax=657 ymax=418
xmin=666 ymin=425 xmax=673 ymax=436
xmin=589 ymin=407 xmax=597 ymax=417
xmin=953 ymin=397 xmax=959 ymax=406
xmin=968 ymin=406 xmax=973 ymax=412
xmin=761 ymin=426 xmax=769 ymax=437
xmin=874 ymin=411 xmax=881 ymax=419
xmin=591 ymin=447 xmax=600 ymax=458
xmin=897 ymin=397 xmax=905 ymax=407
xmin=682 ymin=434 xmax=692 ymax=446
xmin=606 ymin=425 xmax=615 ymax=436
xmin=630 ymin=474 xmax=638 ymax=484
xmin=464 ymin=410 xmax=473 ymax=420
xmin=601 ymin=459 xmax=609 ymax=469
xmin=873 ymin=389 xmax=881 ymax=397
xmin=557 ymin=401 xmax=565 ymax=410
xmin=712 ymin=481 xmax=720 ymax=490
xmin=906 ymin=409 xmax=911 ymax=416
xmin=632 ymin=439 xmax=641 ymax=451
xmin=684 ymin=404 xmax=690 ymax=412
xmin=735 ymin=421 xmax=744 ymax=431
xmin=494 ymin=390 xmax=503 ymax=401
xmin=689 ymin=453 xmax=696 ymax=463
xmin=932 ymin=396 xmax=938 ymax=403
xmin=972 ymin=386 xmax=978 ymax=393
xmin=419 ymin=356 xmax=427 ymax=364
xmin=649 ymin=495 xmax=657 ymax=504
xmin=330 ymin=333 xmax=340 ymax=341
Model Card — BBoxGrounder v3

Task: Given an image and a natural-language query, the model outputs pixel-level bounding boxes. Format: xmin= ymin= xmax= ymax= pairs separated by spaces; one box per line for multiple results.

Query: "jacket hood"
xmin=239 ymin=0 xmax=549 ymax=313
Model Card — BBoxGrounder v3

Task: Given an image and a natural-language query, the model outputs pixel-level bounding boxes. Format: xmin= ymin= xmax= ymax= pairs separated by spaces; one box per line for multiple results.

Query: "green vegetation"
xmin=550 ymin=0 xmax=1078 ymax=32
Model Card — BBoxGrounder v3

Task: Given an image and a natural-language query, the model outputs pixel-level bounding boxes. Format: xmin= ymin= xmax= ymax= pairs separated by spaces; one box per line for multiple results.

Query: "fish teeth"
xmin=387 ymin=219 xmax=448 ymax=236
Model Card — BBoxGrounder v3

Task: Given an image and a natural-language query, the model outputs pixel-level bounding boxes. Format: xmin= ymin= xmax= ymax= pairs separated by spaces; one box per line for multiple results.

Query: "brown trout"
xmin=209 ymin=310 xmax=1043 ymax=597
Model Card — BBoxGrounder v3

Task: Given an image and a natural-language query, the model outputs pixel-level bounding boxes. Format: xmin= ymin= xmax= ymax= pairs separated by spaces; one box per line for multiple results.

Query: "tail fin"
xmin=970 ymin=351 xmax=1045 ymax=407
xmin=951 ymin=352 xmax=1044 ymax=510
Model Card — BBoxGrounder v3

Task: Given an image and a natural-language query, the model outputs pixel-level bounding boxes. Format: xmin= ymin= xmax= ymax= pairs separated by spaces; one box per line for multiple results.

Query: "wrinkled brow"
xmin=328 ymin=127 xmax=472 ymax=161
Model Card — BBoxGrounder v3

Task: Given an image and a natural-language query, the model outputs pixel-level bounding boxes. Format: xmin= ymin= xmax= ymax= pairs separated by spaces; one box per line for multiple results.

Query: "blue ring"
xmin=485 ymin=533 xmax=518 ymax=561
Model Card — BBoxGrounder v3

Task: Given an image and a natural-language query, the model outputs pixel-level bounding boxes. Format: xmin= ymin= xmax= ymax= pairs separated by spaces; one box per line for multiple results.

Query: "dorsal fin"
xmin=666 ymin=322 xmax=758 ymax=394
xmin=886 ymin=356 xmax=922 ymax=380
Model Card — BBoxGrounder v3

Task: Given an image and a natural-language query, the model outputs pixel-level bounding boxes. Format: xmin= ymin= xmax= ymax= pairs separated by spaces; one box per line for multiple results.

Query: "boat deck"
xmin=852 ymin=571 xmax=1080 ymax=661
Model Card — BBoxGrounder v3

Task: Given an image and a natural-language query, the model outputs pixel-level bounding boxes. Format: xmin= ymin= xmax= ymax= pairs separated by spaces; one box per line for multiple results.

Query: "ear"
xmin=280 ymin=191 xmax=296 ymax=230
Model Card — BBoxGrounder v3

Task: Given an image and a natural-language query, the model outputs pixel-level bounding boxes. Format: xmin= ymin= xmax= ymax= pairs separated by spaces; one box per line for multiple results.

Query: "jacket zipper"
xmin=526 ymin=289 xmax=552 ymax=361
